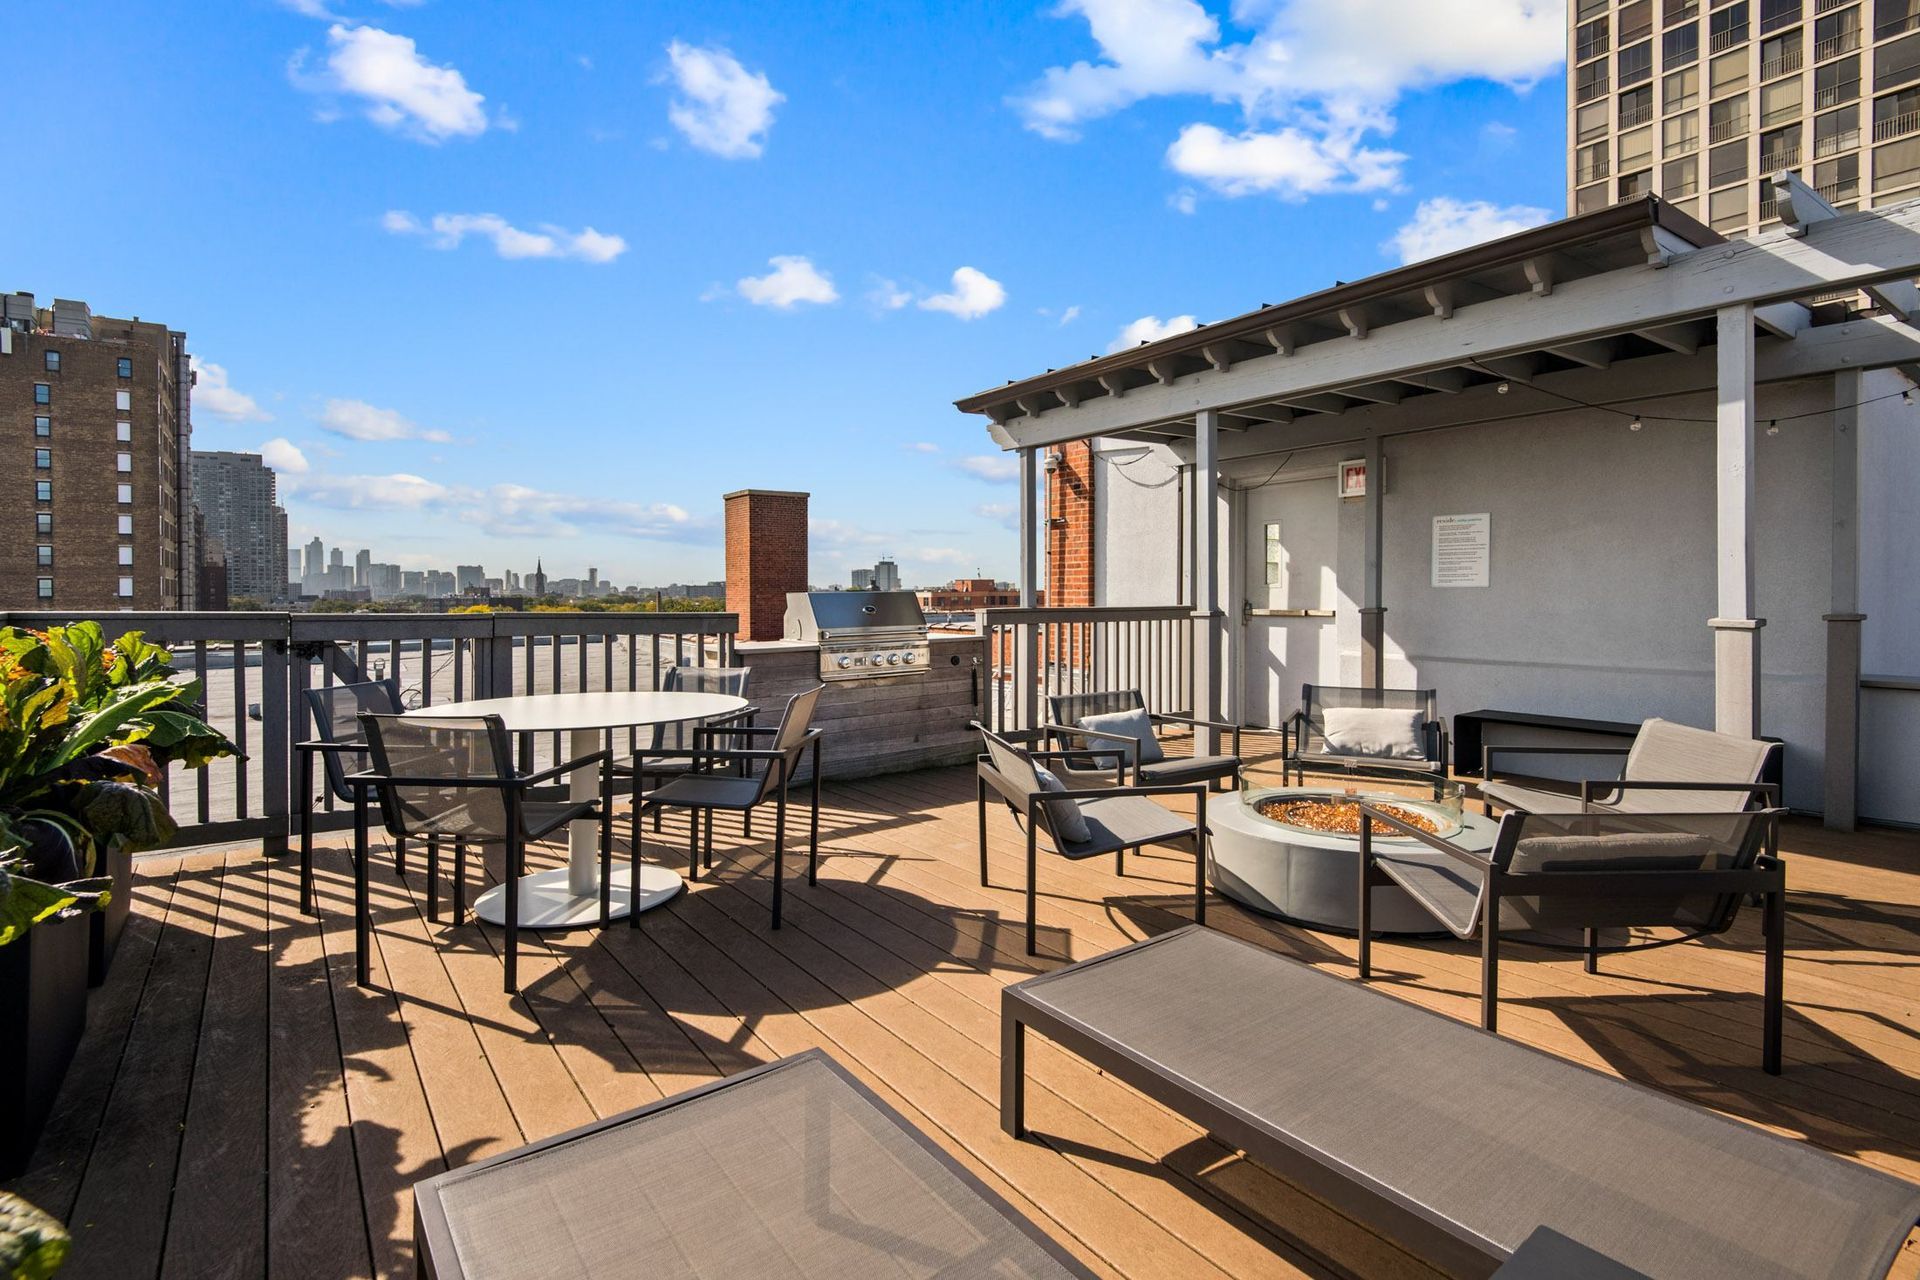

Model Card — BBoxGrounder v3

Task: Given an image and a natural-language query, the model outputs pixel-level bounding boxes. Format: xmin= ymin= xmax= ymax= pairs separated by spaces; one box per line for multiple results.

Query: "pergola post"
xmin=1713 ymin=304 xmax=1764 ymax=739
xmin=1017 ymin=446 xmax=1040 ymax=730
xmin=1824 ymin=370 xmax=1865 ymax=830
xmin=1360 ymin=433 xmax=1386 ymax=689
xmin=1193 ymin=410 xmax=1224 ymax=753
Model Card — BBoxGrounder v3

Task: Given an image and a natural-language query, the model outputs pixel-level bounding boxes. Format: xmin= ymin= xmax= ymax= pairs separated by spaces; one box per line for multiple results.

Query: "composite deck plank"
xmin=60 ymin=850 xmax=224 ymax=1279
xmin=160 ymin=848 xmax=271 ymax=1280
xmin=12 ymin=761 xmax=1920 ymax=1280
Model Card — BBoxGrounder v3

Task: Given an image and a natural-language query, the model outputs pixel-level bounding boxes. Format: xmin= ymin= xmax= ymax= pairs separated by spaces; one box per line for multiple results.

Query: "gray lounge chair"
xmin=1044 ymin=689 xmax=1242 ymax=790
xmin=974 ymin=723 xmax=1208 ymax=955
xmin=1281 ymin=683 xmax=1448 ymax=790
xmin=417 ymin=1049 xmax=1095 ymax=1279
xmin=1002 ymin=926 xmax=1920 ymax=1280
xmin=1479 ymin=716 xmax=1778 ymax=817
xmin=1357 ymin=800 xmax=1788 ymax=1071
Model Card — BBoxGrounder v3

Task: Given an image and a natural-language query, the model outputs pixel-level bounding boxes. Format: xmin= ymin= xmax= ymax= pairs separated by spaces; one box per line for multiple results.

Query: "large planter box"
xmin=0 ymin=910 xmax=90 ymax=1178
xmin=89 ymin=842 xmax=133 ymax=987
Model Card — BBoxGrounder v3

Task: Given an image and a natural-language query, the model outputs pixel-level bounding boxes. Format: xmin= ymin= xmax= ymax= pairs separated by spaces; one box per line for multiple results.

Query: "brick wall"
xmin=1047 ymin=441 xmax=1095 ymax=607
xmin=724 ymin=489 xmax=808 ymax=642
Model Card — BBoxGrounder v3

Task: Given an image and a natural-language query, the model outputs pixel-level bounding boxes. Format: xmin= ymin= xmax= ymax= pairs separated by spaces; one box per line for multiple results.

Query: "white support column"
xmin=1193 ymin=410 xmax=1224 ymax=753
xmin=1713 ymin=304 xmax=1765 ymax=739
xmin=1360 ymin=433 xmax=1386 ymax=689
xmin=1016 ymin=447 xmax=1040 ymax=730
xmin=1824 ymin=370 xmax=1865 ymax=830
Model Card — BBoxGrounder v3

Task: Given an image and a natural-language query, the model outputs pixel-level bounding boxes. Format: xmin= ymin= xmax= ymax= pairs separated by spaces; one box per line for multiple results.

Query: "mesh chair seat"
xmin=1055 ymin=795 xmax=1197 ymax=860
xmin=1370 ymin=845 xmax=1485 ymax=935
xmin=1479 ymin=780 xmax=1586 ymax=814
xmin=648 ymin=773 xmax=767 ymax=812
xmin=406 ymin=797 xmax=597 ymax=843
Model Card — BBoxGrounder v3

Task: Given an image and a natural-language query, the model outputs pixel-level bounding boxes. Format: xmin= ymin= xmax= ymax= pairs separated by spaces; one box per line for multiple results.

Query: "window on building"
xmin=1817 ymin=151 xmax=1862 ymax=199
xmin=1818 ymin=54 xmax=1862 ymax=106
xmin=1666 ymin=64 xmax=1703 ymax=110
xmin=1618 ymin=168 xmax=1654 ymax=198
xmin=1875 ymin=133 xmax=1920 ymax=187
xmin=116 ymin=357 xmax=132 ymax=379
xmin=36 ymin=579 xmax=53 ymax=602
xmin=1710 ymin=137 xmax=1752 ymax=184
xmin=1578 ymin=98 xmax=1611 ymax=141
xmin=1709 ymin=184 xmax=1750 ymax=227
xmin=1710 ymin=2 xmax=1750 ymax=50
xmin=1760 ymin=122 xmax=1803 ymax=168
xmin=1665 ymin=111 xmax=1704 ymax=151
xmin=34 ymin=448 xmax=51 ymax=470
xmin=117 ymin=546 xmax=133 ymax=567
xmin=1712 ymin=50 xmax=1751 ymax=100
xmin=1575 ymin=181 xmax=1611 ymax=213
xmin=1620 ymin=124 xmax=1655 ymax=169
xmin=1878 ymin=31 xmax=1920 ymax=94
xmin=1667 ymin=0 xmax=1701 ymax=22
xmin=35 ymin=481 xmax=52 ymax=502
xmin=1876 ymin=84 xmax=1920 ymax=137
xmin=1665 ymin=21 xmax=1702 ymax=65
xmin=1761 ymin=76 xmax=1805 ymax=125
xmin=117 ymin=577 xmax=134 ymax=600
xmin=114 ymin=390 xmax=131 ymax=412
xmin=43 ymin=350 xmax=59 ymax=372
xmin=1620 ymin=84 xmax=1655 ymax=127
xmin=34 ymin=383 xmax=50 ymax=405
xmin=1622 ymin=0 xmax=1656 ymax=41
xmin=116 ymin=421 xmax=130 ymax=442
xmin=1619 ymin=39 xmax=1655 ymax=87
xmin=1664 ymin=152 xmax=1704 ymax=193
xmin=1760 ymin=0 xmax=1801 ymax=33
xmin=116 ymin=452 xmax=132 ymax=473
xmin=1579 ymin=0 xmax=1608 ymax=18
xmin=34 ymin=415 xmax=50 ymax=437
xmin=1816 ymin=8 xmax=1864 ymax=60
xmin=36 ymin=546 xmax=52 ymax=568
xmin=117 ymin=514 xmax=132 ymax=536
xmin=1878 ymin=0 xmax=1920 ymax=40
xmin=37 ymin=513 xmax=52 ymax=535
xmin=1816 ymin=103 xmax=1863 ymax=154
xmin=117 ymin=483 xmax=133 ymax=504
xmin=1760 ymin=30 xmax=1803 ymax=81
xmin=1578 ymin=57 xmax=1611 ymax=102
xmin=1577 ymin=140 xmax=1612 ymax=182
xmin=1578 ymin=15 xmax=1610 ymax=60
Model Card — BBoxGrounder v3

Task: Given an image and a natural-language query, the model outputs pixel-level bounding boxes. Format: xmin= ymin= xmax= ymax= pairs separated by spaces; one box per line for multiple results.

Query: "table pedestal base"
xmin=473 ymin=864 xmax=684 ymax=929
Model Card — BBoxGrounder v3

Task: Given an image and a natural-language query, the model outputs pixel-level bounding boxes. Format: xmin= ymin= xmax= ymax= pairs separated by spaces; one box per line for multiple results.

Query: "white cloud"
xmin=952 ymin=454 xmax=1021 ymax=483
xmin=383 ymin=209 xmax=627 ymax=263
xmin=279 ymin=0 xmax=342 ymax=17
xmin=918 ymin=266 xmax=1007 ymax=320
xmin=294 ymin=24 xmax=490 ymax=143
xmin=259 ymin=437 xmax=310 ymax=474
xmin=1016 ymin=0 xmax=1563 ymax=202
xmin=318 ymin=398 xmax=453 ymax=443
xmin=284 ymin=471 xmax=713 ymax=541
xmin=194 ymin=360 xmax=272 ymax=423
xmin=973 ymin=501 xmax=1018 ymax=529
xmin=736 ymin=255 xmax=839 ymax=308
xmin=1058 ymin=305 xmax=1082 ymax=326
xmin=282 ymin=470 xmax=450 ymax=510
xmin=868 ymin=278 xmax=913 ymax=310
xmin=664 ymin=41 xmax=783 ymax=159
xmin=1386 ymin=195 xmax=1551 ymax=264
xmin=905 ymin=441 xmax=941 ymax=454
xmin=1108 ymin=313 xmax=1198 ymax=352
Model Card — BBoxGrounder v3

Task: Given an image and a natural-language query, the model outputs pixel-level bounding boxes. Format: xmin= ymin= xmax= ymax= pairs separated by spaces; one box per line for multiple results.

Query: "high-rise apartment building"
xmin=191 ymin=449 xmax=289 ymax=602
xmin=1569 ymin=0 xmax=1920 ymax=238
xmin=455 ymin=564 xmax=486 ymax=594
xmin=354 ymin=548 xmax=371 ymax=589
xmin=303 ymin=536 xmax=324 ymax=595
xmin=1 ymin=292 xmax=194 ymax=609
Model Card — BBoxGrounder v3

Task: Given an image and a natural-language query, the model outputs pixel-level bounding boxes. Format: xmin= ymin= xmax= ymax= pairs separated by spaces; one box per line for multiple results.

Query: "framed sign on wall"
xmin=1432 ymin=513 xmax=1490 ymax=588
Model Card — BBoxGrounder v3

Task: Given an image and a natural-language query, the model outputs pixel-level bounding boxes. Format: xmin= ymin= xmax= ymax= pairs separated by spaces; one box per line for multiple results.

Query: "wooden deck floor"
xmin=8 ymin=750 xmax=1920 ymax=1280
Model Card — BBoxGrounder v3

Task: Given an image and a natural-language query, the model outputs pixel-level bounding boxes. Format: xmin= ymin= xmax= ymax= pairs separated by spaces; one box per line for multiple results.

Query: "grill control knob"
xmin=887 ymin=652 xmax=901 ymax=665
xmin=902 ymin=651 xmax=918 ymax=664
xmin=837 ymin=656 xmax=852 ymax=669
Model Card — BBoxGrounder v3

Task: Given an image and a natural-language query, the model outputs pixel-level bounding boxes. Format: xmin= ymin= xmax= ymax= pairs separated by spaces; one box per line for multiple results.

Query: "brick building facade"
xmin=1047 ymin=440 xmax=1095 ymax=607
xmin=1 ymin=293 xmax=193 ymax=610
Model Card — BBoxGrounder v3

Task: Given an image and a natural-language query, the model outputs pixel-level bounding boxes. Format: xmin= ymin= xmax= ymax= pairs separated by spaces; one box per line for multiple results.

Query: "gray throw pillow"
xmin=1077 ymin=707 xmax=1165 ymax=767
xmin=1321 ymin=707 xmax=1424 ymax=759
xmin=1034 ymin=766 xmax=1092 ymax=843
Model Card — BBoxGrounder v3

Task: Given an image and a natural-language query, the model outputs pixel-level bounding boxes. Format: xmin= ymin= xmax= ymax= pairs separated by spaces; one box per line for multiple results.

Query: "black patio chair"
xmin=1282 ymin=683 xmax=1447 ymax=791
xmin=641 ymin=685 xmax=825 ymax=929
xmin=298 ymin=678 xmax=430 ymax=918
xmin=616 ymin=662 xmax=756 ymax=836
xmin=352 ymin=713 xmax=612 ymax=994
xmin=1356 ymin=799 xmax=1788 ymax=1072
xmin=1043 ymin=689 xmax=1241 ymax=791
xmin=975 ymin=723 xmax=1210 ymax=955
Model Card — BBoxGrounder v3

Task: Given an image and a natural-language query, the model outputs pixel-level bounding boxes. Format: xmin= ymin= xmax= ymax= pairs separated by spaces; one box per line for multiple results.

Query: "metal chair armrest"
xmin=518 ymin=749 xmax=611 ymax=788
xmin=295 ymin=739 xmax=370 ymax=755
xmin=1357 ymin=801 xmax=1496 ymax=872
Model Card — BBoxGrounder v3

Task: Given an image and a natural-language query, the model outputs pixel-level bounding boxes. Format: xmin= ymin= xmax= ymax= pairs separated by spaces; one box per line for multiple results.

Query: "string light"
xmin=1495 ymin=380 xmax=1511 ymax=395
xmin=1766 ymin=420 xmax=1780 ymax=436
xmin=1629 ymin=417 xmax=1643 ymax=431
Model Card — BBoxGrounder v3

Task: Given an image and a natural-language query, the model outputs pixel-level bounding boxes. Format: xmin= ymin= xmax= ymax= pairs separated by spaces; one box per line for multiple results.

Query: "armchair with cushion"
xmin=1043 ymin=690 xmax=1241 ymax=791
xmin=1282 ymin=684 xmax=1447 ymax=791
xmin=1478 ymin=716 xmax=1779 ymax=819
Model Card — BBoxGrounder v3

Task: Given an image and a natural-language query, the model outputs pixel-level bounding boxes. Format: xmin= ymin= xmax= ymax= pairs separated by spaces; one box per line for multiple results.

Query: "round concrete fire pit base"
xmin=1209 ymin=786 xmax=1499 ymax=936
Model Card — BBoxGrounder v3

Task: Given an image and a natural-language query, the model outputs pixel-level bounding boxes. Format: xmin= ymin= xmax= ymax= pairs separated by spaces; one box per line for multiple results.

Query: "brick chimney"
xmin=724 ymin=489 xmax=808 ymax=641
xmin=1046 ymin=442 xmax=1095 ymax=607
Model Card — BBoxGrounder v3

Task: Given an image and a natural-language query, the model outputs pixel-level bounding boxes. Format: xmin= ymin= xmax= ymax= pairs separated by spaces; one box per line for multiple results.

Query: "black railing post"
xmin=261 ymin=618 xmax=292 ymax=855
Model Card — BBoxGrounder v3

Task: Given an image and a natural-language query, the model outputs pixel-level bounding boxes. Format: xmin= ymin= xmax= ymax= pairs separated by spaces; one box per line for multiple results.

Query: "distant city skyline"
xmin=14 ymin=3 xmax=1565 ymax=588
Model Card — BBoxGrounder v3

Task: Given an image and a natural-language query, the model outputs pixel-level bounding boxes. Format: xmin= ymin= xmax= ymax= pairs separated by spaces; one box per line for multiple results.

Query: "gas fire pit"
xmin=1209 ymin=784 xmax=1498 ymax=935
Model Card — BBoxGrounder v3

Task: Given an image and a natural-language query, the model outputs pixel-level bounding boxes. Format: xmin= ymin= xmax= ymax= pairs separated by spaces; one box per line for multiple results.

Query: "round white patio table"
xmin=402 ymin=690 xmax=748 ymax=929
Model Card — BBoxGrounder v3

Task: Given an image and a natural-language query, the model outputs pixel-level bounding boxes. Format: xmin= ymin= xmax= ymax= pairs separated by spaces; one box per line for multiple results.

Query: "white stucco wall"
xmin=1092 ymin=440 xmax=1185 ymax=606
xmin=1089 ymin=375 xmax=1920 ymax=819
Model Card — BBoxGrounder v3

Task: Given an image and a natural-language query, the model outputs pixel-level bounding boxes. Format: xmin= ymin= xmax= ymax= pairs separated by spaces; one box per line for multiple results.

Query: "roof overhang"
xmin=958 ymin=194 xmax=1920 ymax=451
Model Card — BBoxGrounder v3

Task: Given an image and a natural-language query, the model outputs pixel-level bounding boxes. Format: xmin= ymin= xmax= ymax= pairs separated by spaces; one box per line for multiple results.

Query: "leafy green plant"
xmin=0 ymin=1192 xmax=68 ymax=1280
xmin=0 ymin=623 xmax=238 ymax=945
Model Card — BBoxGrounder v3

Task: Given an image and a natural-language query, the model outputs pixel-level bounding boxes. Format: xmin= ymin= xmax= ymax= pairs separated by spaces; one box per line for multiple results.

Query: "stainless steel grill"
xmin=785 ymin=591 xmax=930 ymax=681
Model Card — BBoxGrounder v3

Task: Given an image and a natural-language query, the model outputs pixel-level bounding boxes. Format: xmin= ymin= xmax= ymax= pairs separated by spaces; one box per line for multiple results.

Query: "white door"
xmin=1240 ymin=477 xmax=1341 ymax=728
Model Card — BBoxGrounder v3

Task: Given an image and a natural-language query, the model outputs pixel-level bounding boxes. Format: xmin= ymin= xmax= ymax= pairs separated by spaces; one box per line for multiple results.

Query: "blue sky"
xmin=13 ymin=0 xmax=1568 ymax=588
